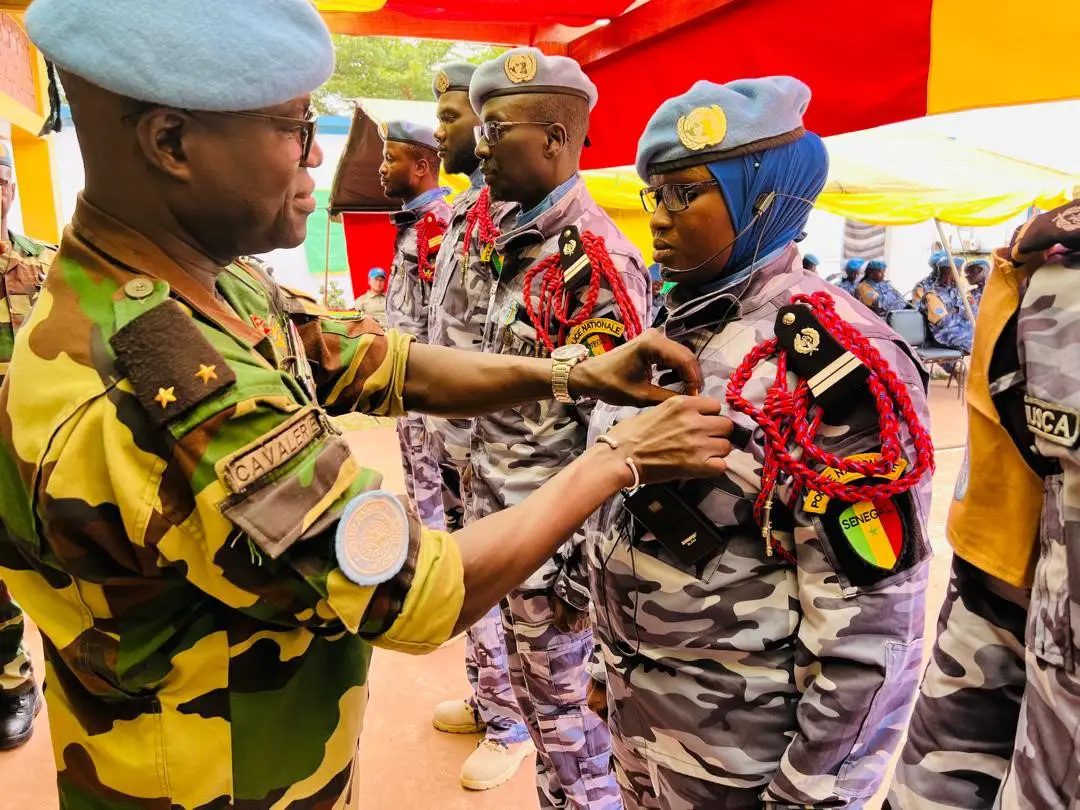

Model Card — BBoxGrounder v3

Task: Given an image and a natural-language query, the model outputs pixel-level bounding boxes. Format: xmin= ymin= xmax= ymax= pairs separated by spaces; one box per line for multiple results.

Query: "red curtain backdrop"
xmin=342 ymin=213 xmax=398 ymax=297
xmin=384 ymin=0 xmax=632 ymax=25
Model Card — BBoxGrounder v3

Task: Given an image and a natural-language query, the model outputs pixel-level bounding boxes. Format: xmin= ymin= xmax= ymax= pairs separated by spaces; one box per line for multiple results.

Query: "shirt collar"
xmin=403 ymin=186 xmax=452 ymax=212
xmin=469 ymin=167 xmax=485 ymax=190
xmin=70 ymin=195 xmax=265 ymax=347
xmin=516 ymin=174 xmax=581 ymax=228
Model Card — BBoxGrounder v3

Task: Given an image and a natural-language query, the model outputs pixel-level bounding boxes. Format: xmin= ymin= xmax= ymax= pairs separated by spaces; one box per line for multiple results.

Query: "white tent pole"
xmin=934 ymin=218 xmax=976 ymax=325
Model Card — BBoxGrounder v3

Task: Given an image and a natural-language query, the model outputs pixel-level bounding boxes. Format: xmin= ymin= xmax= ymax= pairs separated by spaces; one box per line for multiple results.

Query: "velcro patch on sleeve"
xmin=217 ymin=406 xmax=326 ymax=494
xmin=1025 ymin=395 xmax=1080 ymax=447
xmin=110 ymin=300 xmax=237 ymax=426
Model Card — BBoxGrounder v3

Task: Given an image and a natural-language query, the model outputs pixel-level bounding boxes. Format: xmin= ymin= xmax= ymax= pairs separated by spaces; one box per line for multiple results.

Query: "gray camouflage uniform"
xmin=428 ymin=169 xmax=529 ymax=746
xmin=470 ymin=175 xmax=648 ymax=808
xmin=586 ymin=245 xmax=933 ymax=809
xmin=387 ymin=188 xmax=452 ymax=529
xmin=998 ymin=254 xmax=1080 ymax=808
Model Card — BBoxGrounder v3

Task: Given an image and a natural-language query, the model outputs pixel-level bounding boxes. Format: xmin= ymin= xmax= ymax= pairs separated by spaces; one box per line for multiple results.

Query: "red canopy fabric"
xmin=581 ymin=0 xmax=933 ymax=169
xmin=384 ymin=0 xmax=632 ymax=26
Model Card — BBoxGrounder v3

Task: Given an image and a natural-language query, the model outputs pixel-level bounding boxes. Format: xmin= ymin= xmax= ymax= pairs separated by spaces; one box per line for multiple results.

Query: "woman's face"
xmin=648 ymin=165 xmax=736 ymax=288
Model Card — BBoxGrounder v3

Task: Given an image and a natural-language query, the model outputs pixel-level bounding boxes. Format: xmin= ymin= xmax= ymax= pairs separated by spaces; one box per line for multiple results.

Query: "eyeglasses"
xmin=474 ymin=120 xmax=555 ymax=146
xmin=209 ymin=109 xmax=319 ymax=164
xmin=122 ymin=107 xmax=319 ymax=164
xmin=639 ymin=180 xmax=719 ymax=214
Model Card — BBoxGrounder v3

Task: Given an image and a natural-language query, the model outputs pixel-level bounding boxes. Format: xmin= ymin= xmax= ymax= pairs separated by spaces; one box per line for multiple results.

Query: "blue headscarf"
xmin=706 ymin=132 xmax=829 ymax=277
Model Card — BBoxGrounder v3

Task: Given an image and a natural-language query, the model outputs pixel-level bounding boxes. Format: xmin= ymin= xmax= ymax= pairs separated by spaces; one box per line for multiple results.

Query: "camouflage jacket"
xmin=387 ymin=188 xmax=452 ymax=343
xmin=1002 ymin=249 xmax=1080 ymax=806
xmin=469 ymin=176 xmax=648 ymax=610
xmin=0 ymin=230 xmax=55 ymax=379
xmin=586 ymin=245 xmax=933 ymax=806
xmin=427 ymin=174 xmax=518 ymax=468
xmin=0 ymin=199 xmax=464 ymax=808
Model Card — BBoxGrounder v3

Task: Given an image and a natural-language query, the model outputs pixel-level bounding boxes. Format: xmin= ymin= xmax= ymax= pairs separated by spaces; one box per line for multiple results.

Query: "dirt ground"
xmin=0 ymin=381 xmax=968 ymax=810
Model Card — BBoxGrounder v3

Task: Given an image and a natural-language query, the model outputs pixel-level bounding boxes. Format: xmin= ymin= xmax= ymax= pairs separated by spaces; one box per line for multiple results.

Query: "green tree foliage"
xmin=319 ymin=280 xmax=348 ymax=310
xmin=314 ymin=37 xmax=505 ymax=113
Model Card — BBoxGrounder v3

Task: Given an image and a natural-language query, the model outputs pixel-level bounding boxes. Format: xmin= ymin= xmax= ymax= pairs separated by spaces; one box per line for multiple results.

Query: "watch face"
xmin=553 ymin=343 xmax=589 ymax=362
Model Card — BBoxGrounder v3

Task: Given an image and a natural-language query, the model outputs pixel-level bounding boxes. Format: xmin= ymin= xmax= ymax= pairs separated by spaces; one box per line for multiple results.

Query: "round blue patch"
xmin=335 ymin=491 xmax=410 ymax=587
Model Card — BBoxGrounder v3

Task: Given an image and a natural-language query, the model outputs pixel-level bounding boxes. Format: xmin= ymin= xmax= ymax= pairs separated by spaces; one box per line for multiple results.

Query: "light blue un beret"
xmin=0 ymin=140 xmax=12 ymax=169
xmin=24 ymin=0 xmax=335 ymax=112
xmin=433 ymin=62 xmax=478 ymax=100
xmin=470 ymin=47 xmax=598 ymax=115
xmin=379 ymin=120 xmax=439 ymax=152
xmin=846 ymin=258 xmax=866 ymax=272
xmin=635 ymin=77 xmax=811 ymax=181
xmin=867 ymin=259 xmax=888 ymax=271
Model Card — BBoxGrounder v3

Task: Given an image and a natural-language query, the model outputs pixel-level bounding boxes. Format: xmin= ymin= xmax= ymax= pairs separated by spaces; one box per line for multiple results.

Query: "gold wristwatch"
xmin=551 ymin=343 xmax=590 ymax=404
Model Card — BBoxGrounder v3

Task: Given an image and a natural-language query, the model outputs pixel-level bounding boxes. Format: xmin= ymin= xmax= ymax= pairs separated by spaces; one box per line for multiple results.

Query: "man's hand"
xmin=568 ymin=329 xmax=702 ymax=406
xmin=603 ymin=395 xmax=733 ymax=485
xmin=1011 ymin=201 xmax=1080 ymax=264
xmin=551 ymin=595 xmax=589 ymax=633
xmin=586 ymin=678 xmax=608 ymax=722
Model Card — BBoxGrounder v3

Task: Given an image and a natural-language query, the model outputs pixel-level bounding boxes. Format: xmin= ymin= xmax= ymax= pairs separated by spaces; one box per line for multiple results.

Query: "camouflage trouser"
xmin=995 ymin=655 xmax=1080 ymax=808
xmin=611 ymin=737 xmax=761 ymax=810
xmin=889 ymin=556 xmax=1029 ymax=809
xmin=396 ymin=414 xmax=446 ymax=530
xmin=500 ymin=588 xmax=621 ymax=809
xmin=0 ymin=577 xmax=32 ymax=694
xmin=466 ymin=607 xmax=530 ymax=746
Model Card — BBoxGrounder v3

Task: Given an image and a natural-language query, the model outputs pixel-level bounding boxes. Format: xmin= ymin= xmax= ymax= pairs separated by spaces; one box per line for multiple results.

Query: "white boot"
xmin=460 ymin=739 xmax=536 ymax=791
xmin=432 ymin=698 xmax=485 ymax=734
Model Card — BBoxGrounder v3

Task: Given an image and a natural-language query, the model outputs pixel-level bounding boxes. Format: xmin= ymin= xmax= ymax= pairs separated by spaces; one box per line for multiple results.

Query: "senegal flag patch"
xmin=837 ymin=498 xmax=904 ymax=570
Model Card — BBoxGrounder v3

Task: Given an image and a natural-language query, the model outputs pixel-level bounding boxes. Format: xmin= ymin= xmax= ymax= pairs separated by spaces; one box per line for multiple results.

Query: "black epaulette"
xmin=558 ymin=226 xmax=592 ymax=293
xmin=775 ymin=303 xmax=870 ymax=418
xmin=110 ymin=300 xmax=237 ymax=427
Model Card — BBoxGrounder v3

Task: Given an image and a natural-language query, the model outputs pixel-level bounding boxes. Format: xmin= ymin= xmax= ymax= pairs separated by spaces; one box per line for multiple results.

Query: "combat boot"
xmin=432 ymin=698 xmax=485 ymax=734
xmin=0 ymin=680 xmax=42 ymax=750
xmin=460 ymin=739 xmax=536 ymax=791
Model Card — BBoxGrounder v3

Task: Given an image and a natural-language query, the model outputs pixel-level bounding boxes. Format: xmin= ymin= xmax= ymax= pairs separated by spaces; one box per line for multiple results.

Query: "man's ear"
xmin=544 ymin=123 xmax=568 ymax=159
xmin=135 ymin=109 xmax=192 ymax=181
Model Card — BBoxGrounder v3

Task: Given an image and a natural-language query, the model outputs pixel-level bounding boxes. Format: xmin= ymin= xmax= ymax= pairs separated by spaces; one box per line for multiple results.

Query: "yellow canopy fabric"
xmin=818 ymin=131 xmax=1080 ymax=226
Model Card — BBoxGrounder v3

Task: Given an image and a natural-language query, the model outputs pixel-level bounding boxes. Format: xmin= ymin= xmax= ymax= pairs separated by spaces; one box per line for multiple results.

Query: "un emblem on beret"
xmin=1053 ymin=205 xmax=1080 ymax=233
xmin=435 ymin=71 xmax=451 ymax=94
xmin=377 ymin=121 xmax=389 ymax=140
xmin=335 ymin=491 xmax=410 ymax=586
xmin=505 ymin=53 xmax=538 ymax=84
xmin=677 ymin=105 xmax=728 ymax=151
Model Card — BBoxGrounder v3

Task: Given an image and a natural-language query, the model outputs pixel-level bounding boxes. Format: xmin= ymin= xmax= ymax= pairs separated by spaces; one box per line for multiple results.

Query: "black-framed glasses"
xmin=640 ymin=180 xmax=719 ymax=214
xmin=121 ymin=106 xmax=319 ymax=164
xmin=474 ymin=120 xmax=555 ymax=146
xmin=209 ymin=109 xmax=319 ymax=164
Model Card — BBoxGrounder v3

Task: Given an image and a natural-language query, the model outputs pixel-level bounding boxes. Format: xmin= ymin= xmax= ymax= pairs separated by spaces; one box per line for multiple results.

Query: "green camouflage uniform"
xmin=0 ymin=230 xmax=54 ymax=697
xmin=0 ymin=200 xmax=464 ymax=808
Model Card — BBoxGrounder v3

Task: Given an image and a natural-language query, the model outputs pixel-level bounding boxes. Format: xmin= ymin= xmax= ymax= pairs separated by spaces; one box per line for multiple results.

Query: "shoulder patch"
xmin=335 ymin=490 xmax=410 ymax=586
xmin=567 ymin=317 xmax=626 ymax=356
xmin=218 ymin=407 xmax=326 ymax=493
xmin=1025 ymin=395 xmax=1080 ymax=447
xmin=110 ymin=300 xmax=237 ymax=426
xmin=819 ymin=488 xmax=920 ymax=588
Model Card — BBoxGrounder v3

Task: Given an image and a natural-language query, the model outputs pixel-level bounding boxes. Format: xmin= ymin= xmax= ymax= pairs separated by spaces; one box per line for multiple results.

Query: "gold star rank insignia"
xmin=154 ymin=387 xmax=177 ymax=409
xmin=196 ymin=364 xmax=218 ymax=385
